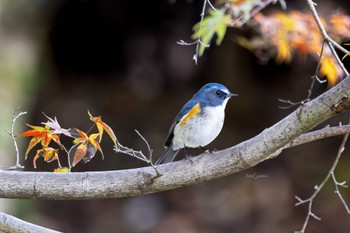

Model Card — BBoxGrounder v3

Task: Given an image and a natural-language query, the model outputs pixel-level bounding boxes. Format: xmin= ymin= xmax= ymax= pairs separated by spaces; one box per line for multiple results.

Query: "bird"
xmin=156 ymin=83 xmax=237 ymax=164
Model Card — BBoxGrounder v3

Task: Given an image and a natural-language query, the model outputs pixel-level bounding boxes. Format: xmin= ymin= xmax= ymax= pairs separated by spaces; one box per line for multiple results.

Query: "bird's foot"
xmin=184 ymin=154 xmax=194 ymax=165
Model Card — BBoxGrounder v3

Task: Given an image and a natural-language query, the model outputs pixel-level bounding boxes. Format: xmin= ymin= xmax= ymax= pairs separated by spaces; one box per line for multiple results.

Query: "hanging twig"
xmin=3 ymin=107 xmax=26 ymax=170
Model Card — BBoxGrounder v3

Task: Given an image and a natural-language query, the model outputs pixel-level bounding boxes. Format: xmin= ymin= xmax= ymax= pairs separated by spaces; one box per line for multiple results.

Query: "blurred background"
xmin=1 ymin=0 xmax=350 ymax=232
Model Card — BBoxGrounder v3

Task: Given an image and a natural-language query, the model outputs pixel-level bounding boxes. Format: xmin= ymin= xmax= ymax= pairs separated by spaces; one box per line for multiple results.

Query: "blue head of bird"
xmin=193 ymin=83 xmax=237 ymax=108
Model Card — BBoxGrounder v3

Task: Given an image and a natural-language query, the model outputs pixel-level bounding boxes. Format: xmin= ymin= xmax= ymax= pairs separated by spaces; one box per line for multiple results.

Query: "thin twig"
xmin=278 ymin=99 xmax=304 ymax=110
xmin=179 ymin=0 xmax=284 ymax=64
xmin=306 ymin=0 xmax=349 ymax=76
xmin=114 ymin=130 xmax=160 ymax=176
xmin=331 ymin=172 xmax=350 ymax=214
xmin=278 ymin=38 xmax=325 ymax=110
xmin=295 ymin=119 xmax=350 ymax=232
xmin=3 ymin=108 xmax=26 ymax=170
xmin=194 ymin=0 xmax=210 ymax=64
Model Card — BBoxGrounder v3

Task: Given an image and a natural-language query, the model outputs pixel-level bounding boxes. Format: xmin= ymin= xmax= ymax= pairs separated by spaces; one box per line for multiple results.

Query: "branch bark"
xmin=1 ymin=76 xmax=350 ymax=200
xmin=0 ymin=211 xmax=60 ymax=233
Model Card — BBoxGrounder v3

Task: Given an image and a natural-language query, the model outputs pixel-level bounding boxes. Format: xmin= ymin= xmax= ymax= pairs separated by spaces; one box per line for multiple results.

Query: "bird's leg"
xmin=183 ymin=148 xmax=194 ymax=165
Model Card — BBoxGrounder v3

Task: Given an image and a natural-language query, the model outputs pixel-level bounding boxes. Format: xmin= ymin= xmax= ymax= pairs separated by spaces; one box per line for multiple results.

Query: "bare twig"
xmin=193 ymin=0 xmax=209 ymax=64
xmin=292 ymin=2 xmax=350 ymax=231
xmin=295 ymin=119 xmax=350 ymax=233
xmin=114 ymin=130 xmax=160 ymax=176
xmin=331 ymin=172 xmax=350 ymax=214
xmin=178 ymin=0 xmax=285 ymax=64
xmin=3 ymin=108 xmax=26 ymax=170
xmin=278 ymin=99 xmax=304 ymax=110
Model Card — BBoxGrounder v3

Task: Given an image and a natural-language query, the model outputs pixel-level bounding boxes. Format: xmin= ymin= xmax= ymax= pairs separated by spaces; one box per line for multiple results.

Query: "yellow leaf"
xmin=320 ymin=57 xmax=338 ymax=87
xmin=54 ymin=167 xmax=69 ymax=173
xmin=88 ymin=111 xmax=118 ymax=144
xmin=33 ymin=147 xmax=59 ymax=169
xmin=275 ymin=31 xmax=292 ymax=64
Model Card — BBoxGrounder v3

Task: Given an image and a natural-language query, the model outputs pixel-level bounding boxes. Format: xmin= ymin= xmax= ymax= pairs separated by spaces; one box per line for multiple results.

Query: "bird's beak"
xmin=228 ymin=93 xmax=238 ymax=98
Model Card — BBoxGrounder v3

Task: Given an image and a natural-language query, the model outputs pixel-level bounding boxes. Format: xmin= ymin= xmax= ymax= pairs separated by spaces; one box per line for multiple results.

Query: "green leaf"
xmin=192 ymin=8 xmax=231 ymax=56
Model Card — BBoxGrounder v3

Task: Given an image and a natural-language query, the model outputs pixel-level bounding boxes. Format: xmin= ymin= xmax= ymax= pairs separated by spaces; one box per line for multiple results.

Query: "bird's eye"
xmin=216 ymin=90 xmax=222 ymax=96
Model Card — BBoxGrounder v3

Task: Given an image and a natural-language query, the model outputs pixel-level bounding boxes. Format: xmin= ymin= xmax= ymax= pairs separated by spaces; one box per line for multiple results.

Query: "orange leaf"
xmin=88 ymin=111 xmax=117 ymax=144
xmin=73 ymin=129 xmax=89 ymax=144
xmin=89 ymin=135 xmax=104 ymax=160
xmin=69 ymin=128 xmax=105 ymax=167
xmin=25 ymin=137 xmax=42 ymax=157
xmin=19 ymin=124 xmax=61 ymax=156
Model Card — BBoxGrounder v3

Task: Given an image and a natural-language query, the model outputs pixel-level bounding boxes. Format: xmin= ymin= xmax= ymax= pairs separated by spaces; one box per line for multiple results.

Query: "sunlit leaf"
xmin=54 ymin=167 xmax=69 ymax=173
xmin=320 ymin=57 xmax=338 ymax=87
xmin=73 ymin=129 xmax=89 ymax=144
xmin=238 ymin=10 xmax=350 ymax=87
xmin=18 ymin=124 xmax=61 ymax=156
xmin=88 ymin=111 xmax=117 ymax=144
xmin=330 ymin=14 xmax=350 ymax=39
xmin=33 ymin=147 xmax=59 ymax=168
xmin=192 ymin=8 xmax=231 ymax=56
xmin=342 ymin=43 xmax=350 ymax=60
xmin=69 ymin=129 xmax=104 ymax=167
xmin=88 ymin=134 xmax=104 ymax=160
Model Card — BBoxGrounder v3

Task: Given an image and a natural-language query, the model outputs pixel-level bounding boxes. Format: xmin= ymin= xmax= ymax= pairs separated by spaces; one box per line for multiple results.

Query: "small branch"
xmin=306 ymin=0 xmax=349 ymax=76
xmin=294 ymin=119 xmax=350 ymax=233
xmin=114 ymin=130 xmax=160 ymax=176
xmin=331 ymin=172 xmax=350 ymax=214
xmin=3 ymin=108 xmax=26 ymax=170
xmin=179 ymin=0 xmax=284 ymax=64
xmin=0 ymin=211 xmax=60 ymax=233
xmin=288 ymin=125 xmax=350 ymax=148
xmin=194 ymin=0 xmax=210 ymax=64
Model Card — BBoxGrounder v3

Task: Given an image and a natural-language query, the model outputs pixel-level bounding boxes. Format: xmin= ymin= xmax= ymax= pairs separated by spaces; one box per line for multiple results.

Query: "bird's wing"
xmin=164 ymin=99 xmax=200 ymax=147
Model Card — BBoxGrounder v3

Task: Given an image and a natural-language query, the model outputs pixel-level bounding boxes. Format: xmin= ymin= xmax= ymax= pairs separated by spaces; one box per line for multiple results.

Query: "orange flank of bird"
xmin=179 ymin=103 xmax=201 ymax=126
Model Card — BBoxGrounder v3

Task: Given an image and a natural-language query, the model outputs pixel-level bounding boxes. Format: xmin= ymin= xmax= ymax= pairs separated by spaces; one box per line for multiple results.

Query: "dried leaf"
xmin=69 ymin=129 xmax=104 ymax=167
xmin=70 ymin=143 xmax=88 ymax=167
xmin=88 ymin=111 xmax=117 ymax=144
xmin=33 ymin=147 xmax=59 ymax=168
xmin=41 ymin=113 xmax=72 ymax=137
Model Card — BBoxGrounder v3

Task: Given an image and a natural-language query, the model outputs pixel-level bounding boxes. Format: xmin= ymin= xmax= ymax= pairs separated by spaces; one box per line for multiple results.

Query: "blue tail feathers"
xmin=155 ymin=147 xmax=180 ymax=165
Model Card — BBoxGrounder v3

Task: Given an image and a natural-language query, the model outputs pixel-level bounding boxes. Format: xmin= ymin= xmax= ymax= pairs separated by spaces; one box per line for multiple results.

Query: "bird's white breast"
xmin=172 ymin=100 xmax=228 ymax=150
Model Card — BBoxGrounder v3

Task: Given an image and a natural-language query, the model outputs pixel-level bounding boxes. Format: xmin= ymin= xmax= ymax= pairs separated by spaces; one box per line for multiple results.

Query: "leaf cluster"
xmin=18 ymin=111 xmax=117 ymax=172
xmin=237 ymin=11 xmax=350 ymax=86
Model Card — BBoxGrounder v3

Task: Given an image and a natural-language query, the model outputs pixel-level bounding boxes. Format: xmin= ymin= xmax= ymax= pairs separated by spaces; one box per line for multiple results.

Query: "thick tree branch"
xmin=0 ymin=211 xmax=59 ymax=233
xmin=0 ymin=76 xmax=350 ymax=200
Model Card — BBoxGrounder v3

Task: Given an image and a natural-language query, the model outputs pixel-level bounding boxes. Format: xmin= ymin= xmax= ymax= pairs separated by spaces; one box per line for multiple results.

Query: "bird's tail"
xmin=155 ymin=147 xmax=179 ymax=165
